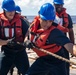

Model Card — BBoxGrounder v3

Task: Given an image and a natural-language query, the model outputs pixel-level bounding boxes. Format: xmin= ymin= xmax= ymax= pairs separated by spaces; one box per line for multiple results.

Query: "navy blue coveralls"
xmin=0 ymin=18 xmax=29 ymax=75
xmin=25 ymin=24 xmax=71 ymax=75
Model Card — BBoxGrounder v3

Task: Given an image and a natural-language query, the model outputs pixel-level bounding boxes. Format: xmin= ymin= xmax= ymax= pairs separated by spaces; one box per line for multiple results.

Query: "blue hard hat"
xmin=16 ymin=5 xmax=21 ymax=13
xmin=2 ymin=0 xmax=16 ymax=12
xmin=53 ymin=0 xmax=64 ymax=4
xmin=39 ymin=3 xmax=55 ymax=20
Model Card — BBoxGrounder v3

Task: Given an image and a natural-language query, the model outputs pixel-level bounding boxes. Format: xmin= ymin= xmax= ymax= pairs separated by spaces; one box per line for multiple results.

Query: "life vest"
xmin=57 ymin=24 xmax=69 ymax=33
xmin=0 ymin=13 xmax=24 ymax=42
xmin=56 ymin=8 xmax=69 ymax=33
xmin=30 ymin=16 xmax=61 ymax=57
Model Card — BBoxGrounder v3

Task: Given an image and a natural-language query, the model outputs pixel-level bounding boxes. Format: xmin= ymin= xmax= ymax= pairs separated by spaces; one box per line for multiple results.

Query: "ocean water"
xmin=27 ymin=16 xmax=35 ymax=23
xmin=71 ymin=16 xmax=76 ymax=24
xmin=26 ymin=16 xmax=76 ymax=24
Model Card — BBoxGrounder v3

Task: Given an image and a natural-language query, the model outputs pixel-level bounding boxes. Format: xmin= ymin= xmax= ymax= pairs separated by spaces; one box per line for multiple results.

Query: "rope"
xmin=28 ymin=56 xmax=37 ymax=60
xmin=17 ymin=42 xmax=76 ymax=65
xmin=33 ymin=46 xmax=76 ymax=65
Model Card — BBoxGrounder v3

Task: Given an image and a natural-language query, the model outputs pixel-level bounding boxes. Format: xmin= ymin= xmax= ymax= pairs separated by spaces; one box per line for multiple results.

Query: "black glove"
xmin=7 ymin=41 xmax=16 ymax=46
xmin=7 ymin=41 xmax=26 ymax=52
xmin=7 ymin=37 xmax=16 ymax=46
xmin=24 ymin=40 xmax=34 ymax=49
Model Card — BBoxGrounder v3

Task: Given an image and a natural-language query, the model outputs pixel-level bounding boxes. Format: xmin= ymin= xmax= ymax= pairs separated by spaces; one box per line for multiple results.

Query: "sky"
xmin=0 ymin=0 xmax=76 ymax=16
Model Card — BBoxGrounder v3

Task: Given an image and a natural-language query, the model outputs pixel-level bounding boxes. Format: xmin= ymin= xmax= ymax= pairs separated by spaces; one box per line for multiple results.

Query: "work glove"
xmin=7 ymin=41 xmax=16 ymax=47
xmin=7 ymin=41 xmax=26 ymax=52
xmin=7 ymin=37 xmax=16 ymax=46
xmin=7 ymin=40 xmax=26 ymax=47
xmin=24 ymin=40 xmax=34 ymax=50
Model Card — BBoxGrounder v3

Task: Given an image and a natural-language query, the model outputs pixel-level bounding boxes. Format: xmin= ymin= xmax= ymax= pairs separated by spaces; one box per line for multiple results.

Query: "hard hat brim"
xmin=54 ymin=2 xmax=64 ymax=5
xmin=40 ymin=14 xmax=55 ymax=21
xmin=40 ymin=14 xmax=47 ymax=20
xmin=3 ymin=6 xmax=16 ymax=12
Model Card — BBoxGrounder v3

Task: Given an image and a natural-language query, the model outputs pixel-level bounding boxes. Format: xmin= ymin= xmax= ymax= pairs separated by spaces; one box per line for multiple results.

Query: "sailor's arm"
xmin=64 ymin=43 xmax=76 ymax=56
xmin=0 ymin=39 xmax=8 ymax=45
xmin=0 ymin=38 xmax=14 ymax=46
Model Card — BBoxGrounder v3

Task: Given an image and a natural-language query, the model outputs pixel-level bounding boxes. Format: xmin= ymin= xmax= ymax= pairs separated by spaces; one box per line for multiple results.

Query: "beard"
xmin=56 ymin=8 xmax=62 ymax=13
